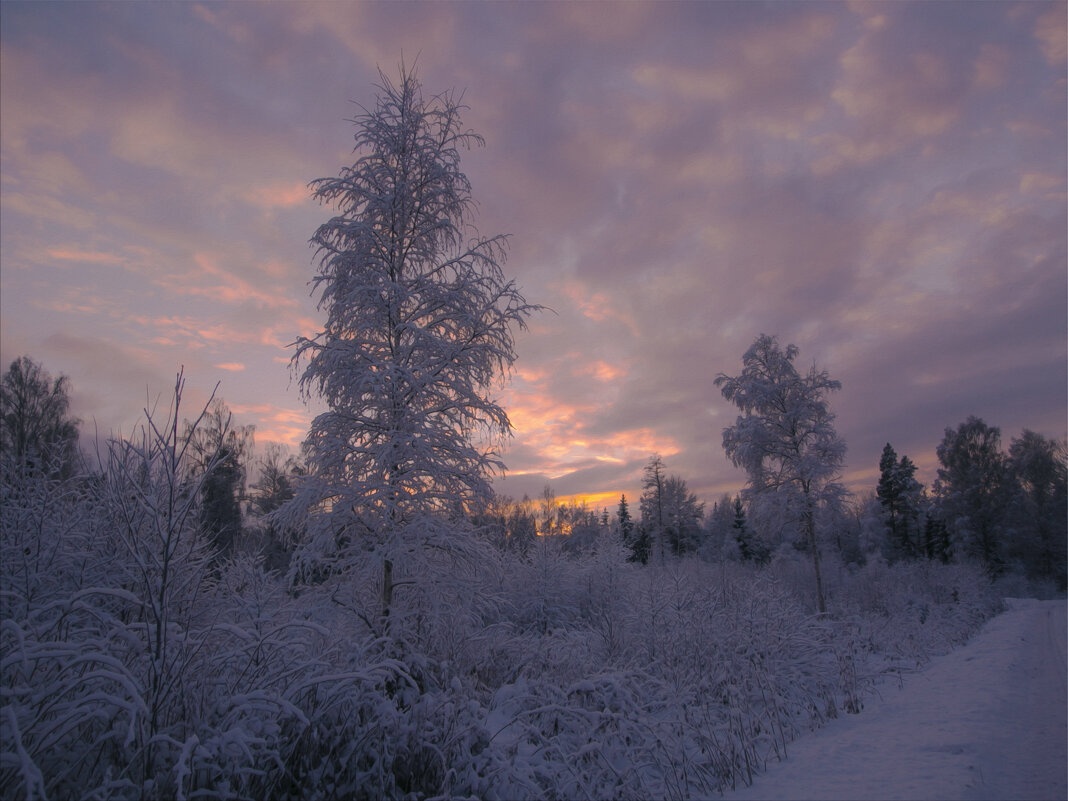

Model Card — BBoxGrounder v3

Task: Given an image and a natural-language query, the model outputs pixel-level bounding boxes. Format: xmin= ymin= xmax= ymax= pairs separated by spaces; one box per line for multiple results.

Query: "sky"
xmin=2 ymin=1 xmax=1065 ymax=512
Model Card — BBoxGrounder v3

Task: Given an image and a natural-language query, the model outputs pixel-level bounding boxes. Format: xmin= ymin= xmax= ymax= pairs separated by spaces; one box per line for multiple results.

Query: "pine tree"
xmin=616 ymin=494 xmax=633 ymax=548
xmin=876 ymin=443 xmax=924 ymax=561
xmin=923 ymin=515 xmax=951 ymax=563
xmin=628 ymin=524 xmax=651 ymax=565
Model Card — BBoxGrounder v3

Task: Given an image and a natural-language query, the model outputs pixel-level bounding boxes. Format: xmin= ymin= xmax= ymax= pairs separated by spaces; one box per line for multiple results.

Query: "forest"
xmin=2 ymin=68 xmax=1065 ymax=801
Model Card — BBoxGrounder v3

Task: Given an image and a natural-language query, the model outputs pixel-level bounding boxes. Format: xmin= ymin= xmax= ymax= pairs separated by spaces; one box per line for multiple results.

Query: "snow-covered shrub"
xmin=826 ymin=557 xmax=1002 ymax=668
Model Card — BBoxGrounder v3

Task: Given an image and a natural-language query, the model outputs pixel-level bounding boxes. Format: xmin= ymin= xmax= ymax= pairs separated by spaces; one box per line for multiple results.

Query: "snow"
xmin=721 ymin=598 xmax=1068 ymax=801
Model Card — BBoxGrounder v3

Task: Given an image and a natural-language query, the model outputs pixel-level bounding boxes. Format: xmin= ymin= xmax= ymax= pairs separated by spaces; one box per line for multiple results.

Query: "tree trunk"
xmin=381 ymin=557 xmax=394 ymax=622
xmin=803 ymin=504 xmax=827 ymax=615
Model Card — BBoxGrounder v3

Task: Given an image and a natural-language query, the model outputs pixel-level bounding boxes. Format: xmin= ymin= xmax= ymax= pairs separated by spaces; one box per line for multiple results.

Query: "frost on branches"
xmin=285 ymin=67 xmax=538 ymax=613
xmin=716 ymin=334 xmax=847 ymax=614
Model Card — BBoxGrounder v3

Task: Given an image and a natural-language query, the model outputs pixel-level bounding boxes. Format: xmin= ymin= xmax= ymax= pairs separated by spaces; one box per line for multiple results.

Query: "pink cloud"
xmin=157 ymin=252 xmax=300 ymax=312
xmin=581 ymin=360 xmax=626 ymax=384
xmin=242 ymin=182 xmax=311 ymax=210
xmin=1034 ymin=5 xmax=1067 ymax=66
xmin=235 ymin=404 xmax=310 ymax=448
xmin=46 ymin=248 xmax=126 ymax=266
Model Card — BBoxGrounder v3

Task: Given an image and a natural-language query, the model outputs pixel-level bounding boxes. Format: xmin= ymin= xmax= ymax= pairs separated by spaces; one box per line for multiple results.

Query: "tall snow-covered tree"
xmin=876 ymin=443 xmax=924 ymax=561
xmin=289 ymin=67 xmax=537 ymax=616
xmin=661 ymin=474 xmax=705 ymax=556
xmin=0 ymin=356 xmax=80 ymax=479
xmin=637 ymin=455 xmax=703 ymax=559
xmin=934 ymin=416 xmax=1010 ymax=575
xmin=1006 ymin=430 xmax=1067 ymax=588
xmin=639 ymin=454 xmax=667 ymax=562
xmin=616 ymin=494 xmax=633 ymax=547
xmin=716 ymin=334 xmax=847 ymax=614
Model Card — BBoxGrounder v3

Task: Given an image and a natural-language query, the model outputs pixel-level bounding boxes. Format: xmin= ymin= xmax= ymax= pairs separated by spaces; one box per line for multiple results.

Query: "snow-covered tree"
xmin=637 ymin=456 xmax=703 ymax=559
xmin=639 ymin=454 xmax=668 ymax=562
xmin=732 ymin=494 xmax=770 ymax=564
xmin=934 ymin=417 xmax=1010 ymax=575
xmin=1006 ymin=430 xmax=1067 ymax=589
xmin=288 ymin=67 xmax=537 ymax=617
xmin=616 ymin=494 xmax=634 ymax=549
xmin=661 ymin=474 xmax=705 ymax=556
xmin=716 ymin=334 xmax=847 ymax=614
xmin=540 ymin=484 xmax=559 ymax=537
xmin=876 ymin=443 xmax=924 ymax=562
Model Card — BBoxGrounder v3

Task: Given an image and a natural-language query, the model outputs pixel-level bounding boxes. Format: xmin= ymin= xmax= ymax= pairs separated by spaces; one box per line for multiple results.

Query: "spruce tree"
xmin=876 ymin=443 xmax=924 ymax=561
xmin=616 ymin=494 xmax=633 ymax=547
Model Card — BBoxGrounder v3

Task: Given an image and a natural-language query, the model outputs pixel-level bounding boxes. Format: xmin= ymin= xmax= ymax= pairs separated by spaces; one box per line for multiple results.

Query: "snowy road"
xmin=721 ymin=598 xmax=1068 ymax=801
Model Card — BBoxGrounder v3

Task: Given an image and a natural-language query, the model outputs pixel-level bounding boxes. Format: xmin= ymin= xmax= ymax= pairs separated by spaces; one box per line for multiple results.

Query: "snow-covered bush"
xmin=825 ymin=557 xmax=1002 ymax=666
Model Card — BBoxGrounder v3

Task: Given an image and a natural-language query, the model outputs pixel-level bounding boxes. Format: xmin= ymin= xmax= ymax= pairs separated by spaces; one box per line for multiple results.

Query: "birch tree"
xmin=715 ymin=334 xmax=846 ymax=613
xmin=288 ymin=67 xmax=537 ymax=618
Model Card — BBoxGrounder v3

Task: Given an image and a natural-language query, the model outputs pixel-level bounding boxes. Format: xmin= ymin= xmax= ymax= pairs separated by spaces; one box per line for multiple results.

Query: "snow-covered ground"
xmin=721 ymin=598 xmax=1068 ymax=801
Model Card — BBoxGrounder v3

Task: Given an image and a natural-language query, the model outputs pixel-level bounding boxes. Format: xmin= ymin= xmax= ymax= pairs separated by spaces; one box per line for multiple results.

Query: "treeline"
xmin=475 ymin=426 xmax=1067 ymax=597
xmin=5 ymin=350 xmax=1061 ymax=599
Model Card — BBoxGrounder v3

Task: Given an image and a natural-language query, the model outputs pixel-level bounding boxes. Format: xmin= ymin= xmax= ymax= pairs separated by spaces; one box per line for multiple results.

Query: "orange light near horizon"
xmin=553 ymin=490 xmax=625 ymax=510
